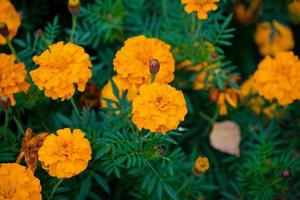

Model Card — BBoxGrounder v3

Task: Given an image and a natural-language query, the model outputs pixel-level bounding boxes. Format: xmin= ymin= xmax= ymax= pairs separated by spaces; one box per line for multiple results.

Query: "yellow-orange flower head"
xmin=100 ymin=75 xmax=138 ymax=108
xmin=193 ymin=156 xmax=209 ymax=173
xmin=38 ymin=128 xmax=92 ymax=178
xmin=254 ymin=20 xmax=294 ymax=56
xmin=0 ymin=163 xmax=42 ymax=200
xmin=288 ymin=0 xmax=300 ymax=23
xmin=253 ymin=51 xmax=300 ymax=106
xmin=181 ymin=0 xmax=220 ymax=20
xmin=30 ymin=41 xmax=92 ymax=100
xmin=132 ymin=83 xmax=187 ymax=134
xmin=113 ymin=35 xmax=175 ymax=87
xmin=0 ymin=0 xmax=21 ymax=45
xmin=0 ymin=53 xmax=30 ymax=105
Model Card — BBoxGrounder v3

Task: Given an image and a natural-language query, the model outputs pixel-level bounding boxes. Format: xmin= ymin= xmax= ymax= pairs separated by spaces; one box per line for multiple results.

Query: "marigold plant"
xmin=113 ymin=35 xmax=175 ymax=87
xmin=131 ymin=83 xmax=187 ymax=134
xmin=181 ymin=0 xmax=220 ymax=20
xmin=253 ymin=51 xmax=300 ymax=106
xmin=0 ymin=163 xmax=42 ymax=200
xmin=30 ymin=41 xmax=92 ymax=100
xmin=0 ymin=0 xmax=21 ymax=44
xmin=0 ymin=53 xmax=30 ymax=105
xmin=38 ymin=128 xmax=92 ymax=178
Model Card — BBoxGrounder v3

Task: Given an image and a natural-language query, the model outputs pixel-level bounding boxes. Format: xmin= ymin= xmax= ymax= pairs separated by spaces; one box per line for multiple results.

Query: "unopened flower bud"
xmin=281 ymin=169 xmax=290 ymax=178
xmin=68 ymin=0 xmax=80 ymax=15
xmin=149 ymin=59 xmax=160 ymax=75
xmin=34 ymin=29 xmax=43 ymax=37
xmin=0 ymin=96 xmax=11 ymax=111
xmin=211 ymin=52 xmax=218 ymax=60
xmin=0 ymin=22 xmax=9 ymax=38
xmin=209 ymin=89 xmax=220 ymax=103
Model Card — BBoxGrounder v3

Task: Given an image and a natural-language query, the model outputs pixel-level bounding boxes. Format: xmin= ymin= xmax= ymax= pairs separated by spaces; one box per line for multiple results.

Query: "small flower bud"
xmin=211 ymin=52 xmax=218 ymax=60
xmin=0 ymin=22 xmax=9 ymax=38
xmin=209 ymin=89 xmax=220 ymax=103
xmin=68 ymin=0 xmax=80 ymax=15
xmin=34 ymin=29 xmax=43 ymax=37
xmin=0 ymin=96 xmax=11 ymax=111
xmin=281 ymin=169 xmax=290 ymax=178
xmin=149 ymin=59 xmax=160 ymax=75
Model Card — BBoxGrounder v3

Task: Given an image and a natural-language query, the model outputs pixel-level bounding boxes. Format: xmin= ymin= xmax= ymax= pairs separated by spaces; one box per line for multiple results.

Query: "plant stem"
xmin=13 ymin=116 xmax=24 ymax=134
xmin=203 ymin=106 xmax=219 ymax=137
xmin=161 ymin=0 xmax=167 ymax=19
xmin=48 ymin=179 xmax=63 ymax=200
xmin=177 ymin=175 xmax=193 ymax=195
xmin=70 ymin=98 xmax=81 ymax=117
xmin=5 ymin=36 xmax=21 ymax=62
xmin=69 ymin=14 xmax=77 ymax=42
xmin=4 ymin=109 xmax=9 ymax=128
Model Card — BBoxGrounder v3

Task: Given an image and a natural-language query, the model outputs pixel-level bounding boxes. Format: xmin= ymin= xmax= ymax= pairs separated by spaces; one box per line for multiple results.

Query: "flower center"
xmin=0 ymin=179 xmax=16 ymax=199
xmin=60 ymin=142 xmax=72 ymax=157
xmin=154 ymin=96 xmax=169 ymax=111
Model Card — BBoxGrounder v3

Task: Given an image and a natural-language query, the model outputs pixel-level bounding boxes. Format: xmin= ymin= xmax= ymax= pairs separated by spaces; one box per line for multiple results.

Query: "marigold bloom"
xmin=0 ymin=53 xmax=30 ymax=105
xmin=254 ymin=20 xmax=294 ymax=56
xmin=288 ymin=0 xmax=300 ymax=23
xmin=113 ymin=35 xmax=175 ymax=87
xmin=192 ymin=156 xmax=209 ymax=176
xmin=30 ymin=41 xmax=92 ymax=100
xmin=132 ymin=83 xmax=187 ymax=134
xmin=234 ymin=0 xmax=261 ymax=24
xmin=253 ymin=52 xmax=300 ymax=106
xmin=38 ymin=128 xmax=92 ymax=178
xmin=181 ymin=0 xmax=220 ymax=20
xmin=0 ymin=163 xmax=42 ymax=200
xmin=100 ymin=75 xmax=138 ymax=108
xmin=210 ymin=87 xmax=240 ymax=116
xmin=0 ymin=0 xmax=21 ymax=45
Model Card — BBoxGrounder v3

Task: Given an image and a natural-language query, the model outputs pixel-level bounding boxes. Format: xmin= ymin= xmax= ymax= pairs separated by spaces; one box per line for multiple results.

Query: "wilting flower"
xmin=79 ymin=82 xmax=101 ymax=110
xmin=16 ymin=128 xmax=49 ymax=173
xmin=113 ymin=35 xmax=175 ymax=87
xmin=38 ymin=128 xmax=92 ymax=178
xmin=0 ymin=0 xmax=21 ymax=45
xmin=234 ymin=0 xmax=261 ymax=24
xmin=181 ymin=0 xmax=220 ymax=20
xmin=288 ymin=0 xmax=300 ymax=23
xmin=0 ymin=163 xmax=42 ymax=200
xmin=100 ymin=75 xmax=138 ymax=108
xmin=254 ymin=20 xmax=294 ymax=56
xmin=192 ymin=156 xmax=209 ymax=177
xmin=240 ymin=76 xmax=284 ymax=119
xmin=30 ymin=41 xmax=92 ymax=100
xmin=0 ymin=53 xmax=30 ymax=106
xmin=210 ymin=87 xmax=240 ymax=116
xmin=253 ymin=51 xmax=300 ymax=106
xmin=132 ymin=83 xmax=187 ymax=134
xmin=177 ymin=42 xmax=217 ymax=90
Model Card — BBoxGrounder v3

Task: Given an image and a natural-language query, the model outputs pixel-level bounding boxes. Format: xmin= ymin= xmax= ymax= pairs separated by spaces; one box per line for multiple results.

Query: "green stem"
xmin=203 ymin=107 xmax=219 ymax=137
xmin=161 ymin=0 xmax=167 ymax=19
xmin=69 ymin=14 xmax=78 ymax=42
xmin=4 ymin=109 xmax=9 ymax=128
xmin=5 ymin=36 xmax=21 ymax=62
xmin=48 ymin=179 xmax=63 ymax=200
xmin=190 ymin=14 xmax=196 ymax=38
xmin=13 ymin=116 xmax=24 ymax=134
xmin=177 ymin=176 xmax=193 ymax=195
xmin=70 ymin=98 xmax=81 ymax=117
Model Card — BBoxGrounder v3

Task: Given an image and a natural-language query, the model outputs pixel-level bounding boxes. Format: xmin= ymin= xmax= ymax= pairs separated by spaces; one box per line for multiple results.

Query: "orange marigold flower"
xmin=0 ymin=0 xmax=21 ymax=45
xmin=254 ymin=20 xmax=294 ymax=56
xmin=113 ymin=35 xmax=175 ymax=87
xmin=100 ymin=75 xmax=138 ymax=108
xmin=253 ymin=51 xmax=300 ymax=106
xmin=0 ymin=163 xmax=42 ymax=200
xmin=234 ymin=0 xmax=261 ymax=24
xmin=181 ymin=0 xmax=220 ymax=20
xmin=0 ymin=53 xmax=30 ymax=105
xmin=30 ymin=41 xmax=92 ymax=100
xmin=38 ymin=128 xmax=92 ymax=178
xmin=192 ymin=156 xmax=209 ymax=177
xmin=288 ymin=0 xmax=300 ymax=23
xmin=131 ymin=83 xmax=187 ymax=134
xmin=210 ymin=87 xmax=240 ymax=116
